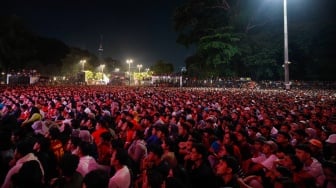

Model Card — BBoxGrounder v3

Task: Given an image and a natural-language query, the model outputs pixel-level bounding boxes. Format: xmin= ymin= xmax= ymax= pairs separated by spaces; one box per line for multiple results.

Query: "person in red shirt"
xmin=17 ymin=104 xmax=29 ymax=124
xmin=125 ymin=113 xmax=140 ymax=130
xmin=124 ymin=121 xmax=136 ymax=149
xmin=47 ymin=126 xmax=64 ymax=162
xmin=45 ymin=101 xmax=57 ymax=121
xmin=92 ymin=118 xmax=109 ymax=146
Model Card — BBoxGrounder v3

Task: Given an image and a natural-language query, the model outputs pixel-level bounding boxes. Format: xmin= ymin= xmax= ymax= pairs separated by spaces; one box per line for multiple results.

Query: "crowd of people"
xmin=0 ymin=85 xmax=335 ymax=188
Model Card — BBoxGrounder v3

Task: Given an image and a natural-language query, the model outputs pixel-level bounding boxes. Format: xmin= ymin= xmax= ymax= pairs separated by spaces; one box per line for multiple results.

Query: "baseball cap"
xmin=326 ymin=134 xmax=336 ymax=144
xmin=309 ymin=139 xmax=323 ymax=149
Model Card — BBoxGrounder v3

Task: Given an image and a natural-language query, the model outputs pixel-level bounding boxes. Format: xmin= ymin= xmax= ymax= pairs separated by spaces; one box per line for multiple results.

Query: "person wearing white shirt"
xmin=295 ymin=144 xmax=325 ymax=188
xmin=109 ymin=148 xmax=131 ymax=188
xmin=248 ymin=140 xmax=278 ymax=174
xmin=2 ymin=140 xmax=44 ymax=188
xmin=76 ymin=142 xmax=99 ymax=177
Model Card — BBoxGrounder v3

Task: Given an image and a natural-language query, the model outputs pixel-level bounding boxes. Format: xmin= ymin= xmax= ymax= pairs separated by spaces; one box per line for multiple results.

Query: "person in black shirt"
xmin=187 ymin=143 xmax=216 ymax=188
xmin=143 ymin=144 xmax=169 ymax=188
xmin=215 ymin=155 xmax=240 ymax=188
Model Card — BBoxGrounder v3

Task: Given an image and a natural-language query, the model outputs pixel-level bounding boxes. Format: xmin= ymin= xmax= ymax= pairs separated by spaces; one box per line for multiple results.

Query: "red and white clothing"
xmin=18 ymin=110 xmax=29 ymax=121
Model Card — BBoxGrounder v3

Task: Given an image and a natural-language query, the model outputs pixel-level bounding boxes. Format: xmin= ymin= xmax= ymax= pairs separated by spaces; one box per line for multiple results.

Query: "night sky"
xmin=1 ymin=0 xmax=192 ymax=69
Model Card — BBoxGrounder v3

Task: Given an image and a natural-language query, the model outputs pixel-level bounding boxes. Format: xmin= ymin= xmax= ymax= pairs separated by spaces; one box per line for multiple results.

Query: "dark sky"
xmin=1 ymin=0 xmax=193 ymax=69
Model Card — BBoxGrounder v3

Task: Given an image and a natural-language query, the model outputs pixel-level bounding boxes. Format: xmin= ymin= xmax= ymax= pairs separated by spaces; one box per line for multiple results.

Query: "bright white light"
xmin=137 ymin=64 xmax=143 ymax=73
xmin=126 ymin=59 xmax=133 ymax=64
xmin=80 ymin=59 xmax=86 ymax=71
xmin=100 ymin=64 xmax=105 ymax=72
xmin=126 ymin=59 xmax=133 ymax=85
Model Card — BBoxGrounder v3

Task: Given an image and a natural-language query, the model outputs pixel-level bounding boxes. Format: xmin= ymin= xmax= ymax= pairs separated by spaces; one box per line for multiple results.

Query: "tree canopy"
xmin=173 ymin=0 xmax=336 ymax=81
xmin=0 ymin=15 xmax=100 ymax=76
xmin=150 ymin=60 xmax=174 ymax=75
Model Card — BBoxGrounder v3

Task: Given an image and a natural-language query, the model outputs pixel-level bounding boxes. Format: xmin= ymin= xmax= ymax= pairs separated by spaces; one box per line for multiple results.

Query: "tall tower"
xmin=98 ymin=35 xmax=104 ymax=61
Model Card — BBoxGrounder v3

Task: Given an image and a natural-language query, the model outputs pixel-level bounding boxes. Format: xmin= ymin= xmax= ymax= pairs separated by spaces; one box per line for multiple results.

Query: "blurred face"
xmin=235 ymin=132 xmax=244 ymax=142
xmin=178 ymin=125 xmax=184 ymax=135
xmin=320 ymin=131 xmax=328 ymax=141
xmin=161 ymin=140 xmax=167 ymax=150
xmin=292 ymin=133 xmax=302 ymax=142
xmin=254 ymin=142 xmax=263 ymax=151
xmin=28 ymin=101 xmax=34 ymax=108
xmin=84 ymin=119 xmax=92 ymax=128
xmin=156 ymin=130 xmax=163 ymax=139
xmin=65 ymin=139 xmax=74 ymax=151
xmin=238 ymin=119 xmax=245 ymax=126
xmin=126 ymin=115 xmax=132 ymax=121
xmin=264 ymin=119 xmax=272 ymax=127
xmin=290 ymin=124 xmax=298 ymax=132
xmin=276 ymin=134 xmax=287 ymax=144
xmin=142 ymin=118 xmax=148 ymax=125
xmin=95 ymin=122 xmax=101 ymax=130
xmin=147 ymin=151 xmax=156 ymax=162
xmin=186 ymin=138 xmax=194 ymax=150
xmin=170 ymin=117 xmax=177 ymax=124
xmin=276 ymin=151 xmax=285 ymax=159
xmin=247 ymin=128 xmax=255 ymax=137
xmin=310 ymin=114 xmax=317 ymax=121
xmin=151 ymin=128 xmax=157 ymax=136
xmin=216 ymin=160 xmax=230 ymax=176
xmin=217 ymin=145 xmax=227 ymax=157
xmin=295 ymin=149 xmax=307 ymax=162
xmin=262 ymin=144 xmax=272 ymax=154
xmin=280 ymin=125 xmax=290 ymax=133
xmin=260 ymin=127 xmax=270 ymax=136
xmin=231 ymin=113 xmax=238 ymax=120
xmin=282 ymin=155 xmax=293 ymax=169
xmin=11 ymin=133 xmax=17 ymax=144
xmin=223 ymin=133 xmax=231 ymax=145
xmin=190 ymin=148 xmax=201 ymax=162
